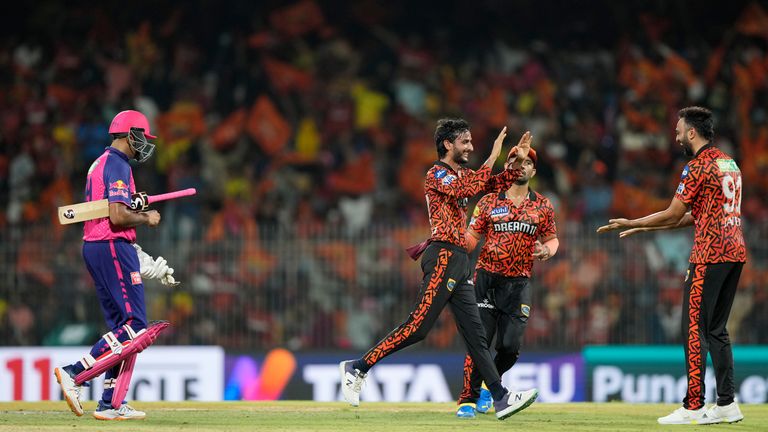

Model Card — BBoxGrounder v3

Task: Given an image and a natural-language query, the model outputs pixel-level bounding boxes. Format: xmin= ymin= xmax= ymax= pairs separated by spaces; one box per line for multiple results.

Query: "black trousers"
xmin=458 ymin=269 xmax=531 ymax=404
xmin=682 ymin=262 xmax=743 ymax=410
xmin=362 ymin=242 xmax=503 ymax=388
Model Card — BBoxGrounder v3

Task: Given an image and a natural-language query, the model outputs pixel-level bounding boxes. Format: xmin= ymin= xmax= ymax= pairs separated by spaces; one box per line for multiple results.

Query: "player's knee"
xmin=410 ymin=325 xmax=431 ymax=343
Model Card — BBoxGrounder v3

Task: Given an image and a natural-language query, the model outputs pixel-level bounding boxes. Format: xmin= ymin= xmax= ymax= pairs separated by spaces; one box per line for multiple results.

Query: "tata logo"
xmin=64 ymin=209 xmax=75 ymax=219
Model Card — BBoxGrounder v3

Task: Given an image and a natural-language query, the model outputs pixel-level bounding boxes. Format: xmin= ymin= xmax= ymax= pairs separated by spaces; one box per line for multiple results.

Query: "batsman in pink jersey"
xmin=54 ymin=110 xmax=178 ymax=421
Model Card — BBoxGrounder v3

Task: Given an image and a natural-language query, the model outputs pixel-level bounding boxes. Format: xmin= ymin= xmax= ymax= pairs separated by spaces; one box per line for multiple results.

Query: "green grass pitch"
xmin=1 ymin=401 xmax=766 ymax=431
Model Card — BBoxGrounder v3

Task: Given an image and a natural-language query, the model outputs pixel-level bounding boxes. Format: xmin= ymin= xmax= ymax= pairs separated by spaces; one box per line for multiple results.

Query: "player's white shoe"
xmin=494 ymin=388 xmax=538 ymax=420
xmin=54 ymin=367 xmax=84 ymax=417
xmin=93 ymin=402 xmax=146 ymax=421
xmin=700 ymin=402 xmax=744 ymax=424
xmin=657 ymin=406 xmax=706 ymax=424
xmin=339 ymin=360 xmax=367 ymax=407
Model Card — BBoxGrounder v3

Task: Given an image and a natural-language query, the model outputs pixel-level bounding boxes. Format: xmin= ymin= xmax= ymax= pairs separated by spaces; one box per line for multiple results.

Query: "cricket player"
xmin=340 ymin=119 xmax=539 ymax=420
xmin=54 ymin=110 xmax=177 ymax=420
xmin=598 ymin=107 xmax=746 ymax=425
xmin=455 ymin=147 xmax=558 ymax=418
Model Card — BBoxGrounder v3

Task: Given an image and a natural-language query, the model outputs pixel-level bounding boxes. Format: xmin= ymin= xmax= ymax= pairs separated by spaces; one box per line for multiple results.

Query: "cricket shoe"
xmin=657 ymin=406 xmax=706 ymax=424
xmin=54 ymin=366 xmax=84 ymax=417
xmin=700 ymin=402 xmax=744 ymax=424
xmin=339 ymin=360 xmax=367 ymax=407
xmin=476 ymin=388 xmax=493 ymax=414
xmin=494 ymin=388 xmax=538 ymax=420
xmin=93 ymin=401 xmax=146 ymax=420
xmin=456 ymin=403 xmax=476 ymax=418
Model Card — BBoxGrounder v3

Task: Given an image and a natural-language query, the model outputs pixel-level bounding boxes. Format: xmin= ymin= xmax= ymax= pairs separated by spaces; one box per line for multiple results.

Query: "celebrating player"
xmin=54 ymin=110 xmax=177 ymax=420
xmin=340 ymin=119 xmax=539 ymax=420
xmin=455 ymin=146 xmax=558 ymax=418
xmin=598 ymin=107 xmax=746 ymax=425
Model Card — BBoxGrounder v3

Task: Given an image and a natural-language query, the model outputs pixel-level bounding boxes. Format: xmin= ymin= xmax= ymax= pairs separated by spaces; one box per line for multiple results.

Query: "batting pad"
xmin=74 ymin=321 xmax=170 ymax=386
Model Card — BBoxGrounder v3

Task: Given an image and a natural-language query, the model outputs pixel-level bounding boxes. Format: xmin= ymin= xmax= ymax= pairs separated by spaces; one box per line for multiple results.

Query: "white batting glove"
xmin=133 ymin=243 xmax=159 ymax=279
xmin=160 ymin=268 xmax=181 ymax=287
xmin=149 ymin=256 xmax=170 ymax=280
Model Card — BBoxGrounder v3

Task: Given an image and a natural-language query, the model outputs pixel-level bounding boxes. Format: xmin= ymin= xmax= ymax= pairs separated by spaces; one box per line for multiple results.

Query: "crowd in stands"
xmin=2 ymin=0 xmax=767 ymax=351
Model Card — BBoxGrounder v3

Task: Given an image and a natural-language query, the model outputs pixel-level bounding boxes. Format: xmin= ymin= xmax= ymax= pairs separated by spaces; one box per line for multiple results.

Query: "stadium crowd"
xmin=1 ymin=0 xmax=767 ymax=351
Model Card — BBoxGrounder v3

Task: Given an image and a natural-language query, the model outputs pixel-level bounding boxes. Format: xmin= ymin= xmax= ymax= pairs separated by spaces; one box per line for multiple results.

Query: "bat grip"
xmin=147 ymin=188 xmax=197 ymax=204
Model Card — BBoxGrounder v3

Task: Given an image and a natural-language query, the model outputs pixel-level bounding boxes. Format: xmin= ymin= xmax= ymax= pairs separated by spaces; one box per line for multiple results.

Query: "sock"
xmin=351 ymin=359 xmax=370 ymax=374
xmin=66 ymin=362 xmax=86 ymax=376
xmin=487 ymin=381 xmax=507 ymax=401
xmin=100 ymin=365 xmax=119 ymax=406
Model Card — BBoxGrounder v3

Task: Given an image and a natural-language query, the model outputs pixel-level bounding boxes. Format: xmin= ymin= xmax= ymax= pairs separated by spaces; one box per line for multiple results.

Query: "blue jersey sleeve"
xmin=104 ymin=158 xmax=132 ymax=206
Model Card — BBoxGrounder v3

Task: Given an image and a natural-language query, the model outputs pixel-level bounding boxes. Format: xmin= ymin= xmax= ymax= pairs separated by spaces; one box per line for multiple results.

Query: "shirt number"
xmin=722 ymin=174 xmax=742 ymax=214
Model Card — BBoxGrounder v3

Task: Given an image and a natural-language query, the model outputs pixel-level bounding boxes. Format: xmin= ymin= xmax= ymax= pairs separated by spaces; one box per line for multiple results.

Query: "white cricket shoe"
xmin=657 ymin=406 xmax=706 ymax=424
xmin=494 ymin=388 xmax=538 ymax=420
xmin=700 ymin=402 xmax=744 ymax=424
xmin=339 ymin=360 xmax=367 ymax=407
xmin=93 ymin=402 xmax=146 ymax=421
xmin=54 ymin=367 xmax=84 ymax=417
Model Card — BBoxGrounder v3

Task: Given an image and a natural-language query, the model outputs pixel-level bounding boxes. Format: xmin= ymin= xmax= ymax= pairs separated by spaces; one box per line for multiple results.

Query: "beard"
xmin=680 ymin=137 xmax=694 ymax=157
xmin=514 ymin=175 xmax=530 ymax=185
xmin=453 ymin=152 xmax=470 ymax=165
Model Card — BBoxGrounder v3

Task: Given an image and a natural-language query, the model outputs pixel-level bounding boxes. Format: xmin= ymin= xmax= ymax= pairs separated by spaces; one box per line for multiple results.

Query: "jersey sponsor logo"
xmin=521 ymin=304 xmax=531 ymax=317
xmin=681 ymin=165 xmax=690 ymax=179
xmin=442 ymin=174 xmax=456 ymax=185
xmin=131 ymin=271 xmax=142 ymax=285
xmin=716 ymin=159 xmax=739 ymax=173
xmin=110 ymin=180 xmax=129 ymax=190
xmin=493 ymin=220 xmax=537 ymax=235
xmin=446 ymin=278 xmax=456 ymax=292
xmin=435 ymin=169 xmax=447 ymax=179
xmin=491 ymin=206 xmax=509 ymax=217
xmin=676 ymin=183 xmax=685 ymax=194
xmin=109 ymin=189 xmax=129 ymax=198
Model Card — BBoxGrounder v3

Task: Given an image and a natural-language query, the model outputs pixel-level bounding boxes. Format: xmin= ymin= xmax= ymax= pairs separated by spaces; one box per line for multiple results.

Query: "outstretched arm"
xmin=616 ymin=212 xmax=693 ymax=238
xmin=596 ymin=198 xmax=689 ymax=234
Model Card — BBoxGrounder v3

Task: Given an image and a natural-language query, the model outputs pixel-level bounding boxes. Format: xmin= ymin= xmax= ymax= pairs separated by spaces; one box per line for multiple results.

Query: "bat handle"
xmin=147 ymin=188 xmax=197 ymax=204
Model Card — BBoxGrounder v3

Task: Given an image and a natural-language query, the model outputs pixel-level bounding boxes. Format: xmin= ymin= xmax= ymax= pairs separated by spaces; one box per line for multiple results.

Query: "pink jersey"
xmin=83 ymin=147 xmax=137 ymax=242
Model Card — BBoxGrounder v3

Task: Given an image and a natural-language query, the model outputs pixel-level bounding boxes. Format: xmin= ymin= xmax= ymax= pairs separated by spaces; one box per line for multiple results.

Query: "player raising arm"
xmin=455 ymin=147 xmax=558 ymax=418
xmin=598 ymin=107 xmax=746 ymax=425
xmin=340 ymin=119 xmax=539 ymax=420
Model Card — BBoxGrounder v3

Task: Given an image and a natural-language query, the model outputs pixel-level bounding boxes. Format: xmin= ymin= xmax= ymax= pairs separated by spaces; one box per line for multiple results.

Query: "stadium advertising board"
xmin=585 ymin=345 xmax=768 ymax=403
xmin=224 ymin=350 xmax=585 ymax=402
xmin=0 ymin=346 xmax=224 ymax=402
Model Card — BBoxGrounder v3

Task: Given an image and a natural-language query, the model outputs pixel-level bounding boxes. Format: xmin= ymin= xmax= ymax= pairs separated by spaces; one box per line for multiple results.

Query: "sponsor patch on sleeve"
xmin=676 ymin=183 xmax=685 ymax=195
xmin=681 ymin=165 xmax=690 ymax=179
xmin=435 ymin=169 xmax=447 ymax=179
xmin=716 ymin=159 xmax=739 ymax=173
xmin=442 ymin=174 xmax=456 ymax=185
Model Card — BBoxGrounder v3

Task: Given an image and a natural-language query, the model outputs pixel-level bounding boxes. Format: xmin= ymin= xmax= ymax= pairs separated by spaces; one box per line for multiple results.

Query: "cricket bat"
xmin=58 ymin=188 xmax=197 ymax=225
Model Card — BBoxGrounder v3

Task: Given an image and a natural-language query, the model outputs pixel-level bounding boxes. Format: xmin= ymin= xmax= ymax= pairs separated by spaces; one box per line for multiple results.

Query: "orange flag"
xmin=246 ymin=95 xmax=291 ymax=156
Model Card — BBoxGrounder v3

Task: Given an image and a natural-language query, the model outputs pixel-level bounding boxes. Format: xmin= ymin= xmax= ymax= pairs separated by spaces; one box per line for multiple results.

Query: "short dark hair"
xmin=678 ymin=106 xmax=714 ymax=142
xmin=434 ymin=118 xmax=470 ymax=158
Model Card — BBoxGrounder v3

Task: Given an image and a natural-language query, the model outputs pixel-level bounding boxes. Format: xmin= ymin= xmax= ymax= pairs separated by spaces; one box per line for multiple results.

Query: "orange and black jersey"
xmin=424 ymin=161 xmax=522 ymax=250
xmin=470 ymin=190 xmax=556 ymax=278
xmin=674 ymin=144 xmax=747 ymax=264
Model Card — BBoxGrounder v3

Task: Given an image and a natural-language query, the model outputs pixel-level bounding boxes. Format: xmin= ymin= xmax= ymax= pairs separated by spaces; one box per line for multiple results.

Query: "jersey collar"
xmin=694 ymin=143 xmax=714 ymax=158
xmin=499 ymin=189 xmax=537 ymax=202
xmin=106 ymin=146 xmax=131 ymax=162
xmin=434 ymin=160 xmax=459 ymax=173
